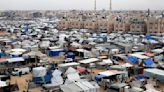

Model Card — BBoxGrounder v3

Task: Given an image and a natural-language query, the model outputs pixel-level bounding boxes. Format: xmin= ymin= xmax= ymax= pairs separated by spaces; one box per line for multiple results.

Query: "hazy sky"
xmin=0 ymin=0 xmax=163 ymax=10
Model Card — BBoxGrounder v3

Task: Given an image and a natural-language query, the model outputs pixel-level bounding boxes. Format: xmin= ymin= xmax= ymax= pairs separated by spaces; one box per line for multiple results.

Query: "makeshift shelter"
xmin=7 ymin=57 xmax=24 ymax=63
xmin=48 ymin=49 xmax=64 ymax=56
xmin=66 ymin=52 xmax=75 ymax=60
xmin=32 ymin=67 xmax=52 ymax=84
xmin=0 ymin=80 xmax=7 ymax=88
xmin=32 ymin=67 xmax=47 ymax=77
xmin=79 ymin=58 xmax=99 ymax=64
xmin=60 ymin=81 xmax=99 ymax=92
xmin=144 ymin=69 xmax=164 ymax=82
xmin=43 ymin=69 xmax=63 ymax=88
xmin=143 ymin=58 xmax=155 ymax=67
xmin=127 ymin=55 xmax=139 ymax=63
xmin=65 ymin=67 xmax=81 ymax=83
xmin=97 ymin=58 xmax=113 ymax=67
xmin=76 ymin=49 xmax=93 ymax=59
xmin=95 ymin=70 xmax=127 ymax=81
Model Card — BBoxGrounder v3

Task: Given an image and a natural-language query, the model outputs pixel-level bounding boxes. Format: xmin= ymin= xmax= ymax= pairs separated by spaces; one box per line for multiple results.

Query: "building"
xmin=114 ymin=21 xmax=130 ymax=32
xmin=130 ymin=19 xmax=146 ymax=33
xmin=147 ymin=17 xmax=163 ymax=33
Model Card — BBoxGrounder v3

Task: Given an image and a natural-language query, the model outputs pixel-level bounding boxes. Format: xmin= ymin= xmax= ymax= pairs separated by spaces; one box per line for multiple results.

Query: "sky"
xmin=0 ymin=0 xmax=163 ymax=10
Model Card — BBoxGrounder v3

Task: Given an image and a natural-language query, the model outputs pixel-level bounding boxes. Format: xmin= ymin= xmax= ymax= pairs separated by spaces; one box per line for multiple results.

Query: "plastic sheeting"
xmin=67 ymin=52 xmax=75 ymax=59
xmin=144 ymin=69 xmax=164 ymax=82
xmin=65 ymin=67 xmax=77 ymax=75
xmin=144 ymin=35 xmax=154 ymax=40
xmin=48 ymin=49 xmax=64 ymax=56
xmin=0 ymin=81 xmax=7 ymax=87
xmin=51 ymin=69 xmax=63 ymax=85
xmin=144 ymin=58 xmax=154 ymax=66
xmin=127 ymin=56 xmax=138 ymax=63
xmin=65 ymin=67 xmax=80 ymax=81
xmin=32 ymin=67 xmax=47 ymax=77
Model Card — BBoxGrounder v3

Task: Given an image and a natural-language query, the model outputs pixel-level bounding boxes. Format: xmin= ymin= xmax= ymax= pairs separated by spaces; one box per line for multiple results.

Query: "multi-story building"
xmin=146 ymin=17 xmax=164 ymax=33
xmin=84 ymin=19 xmax=98 ymax=30
xmin=56 ymin=11 xmax=164 ymax=34
xmin=114 ymin=20 xmax=130 ymax=32
xmin=130 ymin=19 xmax=146 ymax=33
xmin=69 ymin=19 xmax=84 ymax=29
xmin=57 ymin=19 xmax=71 ymax=29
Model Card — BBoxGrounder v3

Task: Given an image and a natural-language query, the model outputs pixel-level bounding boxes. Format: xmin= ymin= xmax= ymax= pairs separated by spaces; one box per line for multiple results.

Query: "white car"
xmin=12 ymin=67 xmax=30 ymax=76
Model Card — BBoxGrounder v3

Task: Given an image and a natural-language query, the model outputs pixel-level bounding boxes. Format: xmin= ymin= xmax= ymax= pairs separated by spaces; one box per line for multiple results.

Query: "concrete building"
xmin=130 ymin=19 xmax=146 ymax=33
xmin=84 ymin=19 xmax=98 ymax=31
xmin=114 ymin=21 xmax=130 ymax=32
xmin=147 ymin=17 xmax=164 ymax=33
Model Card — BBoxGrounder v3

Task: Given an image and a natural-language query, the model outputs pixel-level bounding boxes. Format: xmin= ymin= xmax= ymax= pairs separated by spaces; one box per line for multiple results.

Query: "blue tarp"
xmin=144 ymin=58 xmax=154 ymax=65
xmin=67 ymin=52 xmax=75 ymax=59
xmin=11 ymin=55 xmax=20 ymax=58
xmin=95 ymin=74 xmax=106 ymax=81
xmin=162 ymin=57 xmax=164 ymax=61
xmin=48 ymin=50 xmax=64 ymax=56
xmin=0 ymin=53 xmax=6 ymax=57
xmin=32 ymin=75 xmax=52 ymax=84
xmin=24 ymin=24 xmax=29 ymax=32
xmin=134 ymin=75 xmax=145 ymax=80
xmin=144 ymin=35 xmax=154 ymax=40
xmin=128 ymin=56 xmax=139 ymax=63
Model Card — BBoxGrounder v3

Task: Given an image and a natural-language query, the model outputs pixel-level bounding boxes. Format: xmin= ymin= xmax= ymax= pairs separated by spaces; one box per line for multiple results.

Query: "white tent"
xmin=65 ymin=67 xmax=77 ymax=75
xmin=32 ymin=67 xmax=47 ymax=77
xmin=51 ymin=69 xmax=63 ymax=85
xmin=7 ymin=57 xmax=24 ymax=63
xmin=0 ymin=81 xmax=7 ymax=87
xmin=65 ymin=67 xmax=80 ymax=81
xmin=11 ymin=48 xmax=26 ymax=53
xmin=102 ymin=59 xmax=113 ymax=64
xmin=79 ymin=58 xmax=99 ymax=64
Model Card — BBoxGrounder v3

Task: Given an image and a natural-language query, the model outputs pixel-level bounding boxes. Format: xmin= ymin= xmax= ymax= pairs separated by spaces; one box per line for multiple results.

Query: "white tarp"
xmin=65 ymin=67 xmax=80 ymax=81
xmin=79 ymin=58 xmax=99 ymax=64
xmin=50 ymin=69 xmax=63 ymax=85
xmin=75 ymin=82 xmax=90 ymax=92
xmin=102 ymin=59 xmax=113 ymax=64
xmin=59 ymin=62 xmax=80 ymax=68
xmin=7 ymin=57 xmax=24 ymax=63
xmin=11 ymin=48 xmax=26 ymax=53
xmin=71 ymin=42 xmax=81 ymax=48
xmin=60 ymin=83 xmax=83 ymax=92
xmin=129 ymin=53 xmax=150 ymax=59
xmin=151 ymin=49 xmax=164 ymax=54
xmin=122 ymin=63 xmax=133 ymax=67
xmin=0 ymin=81 xmax=7 ymax=87
xmin=77 ymin=49 xmax=92 ymax=58
xmin=10 ymin=51 xmax=22 ymax=55
xmin=67 ymin=73 xmax=80 ymax=81
xmin=32 ymin=67 xmax=46 ymax=77
xmin=65 ymin=67 xmax=77 ymax=75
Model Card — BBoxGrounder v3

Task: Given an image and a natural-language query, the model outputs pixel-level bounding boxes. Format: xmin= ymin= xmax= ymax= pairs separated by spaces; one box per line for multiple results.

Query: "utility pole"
xmin=94 ymin=0 xmax=96 ymax=13
xmin=109 ymin=0 xmax=112 ymax=13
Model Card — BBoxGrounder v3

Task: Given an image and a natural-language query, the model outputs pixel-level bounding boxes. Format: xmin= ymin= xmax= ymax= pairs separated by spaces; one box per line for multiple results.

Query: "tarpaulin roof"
xmin=144 ymin=53 xmax=154 ymax=57
xmin=127 ymin=55 xmax=139 ymax=63
xmin=144 ymin=58 xmax=154 ymax=66
xmin=144 ymin=35 xmax=154 ymax=40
